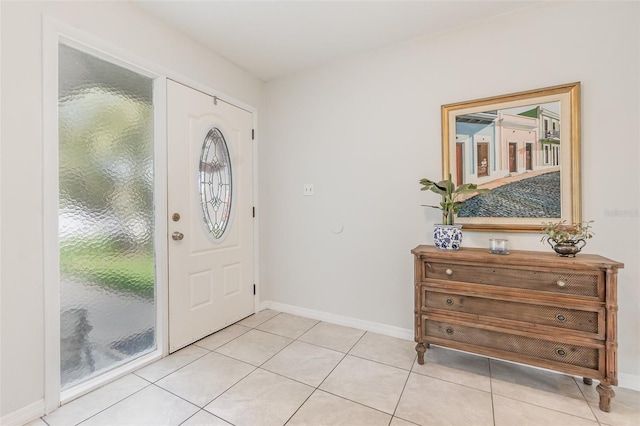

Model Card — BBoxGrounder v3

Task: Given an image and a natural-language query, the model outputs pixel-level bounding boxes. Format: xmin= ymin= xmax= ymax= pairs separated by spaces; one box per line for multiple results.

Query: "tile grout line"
xmin=489 ymin=359 xmax=604 ymax=424
xmin=74 ymin=381 xmax=156 ymax=425
xmin=411 ymin=354 xmax=495 ymax=394
xmin=492 ymin=392 xmax=608 ymax=424
xmin=572 ymin=376 xmax=605 ymax=425
xmin=283 ymin=329 xmax=389 ymax=425
xmin=347 ymin=351 xmax=414 ymax=372
xmin=153 ymin=368 xmax=255 ymax=423
xmin=134 ymin=345 xmax=212 ymax=384
xmin=489 ymin=357 xmax=497 ymax=426
xmin=281 ymin=388 xmax=316 ymax=425
xmin=192 ymin=322 xmax=253 ymax=351
xmin=313 ymin=330 xmax=369 ymax=390
xmin=124 ymin=311 xmax=279 ymax=424
xmin=283 ymin=323 xmax=370 ymax=423
xmin=176 ymin=409 xmax=234 ymax=426
xmin=388 ymin=350 xmax=416 ymax=424
xmin=139 ymin=319 xmax=256 ymax=386
xmin=193 ymin=311 xmax=308 ymax=423
xmin=278 ymin=327 xmax=427 ymax=423
xmin=204 ymin=315 xmax=326 ymax=425
xmin=246 ymin=322 xmax=364 ymax=390
xmin=304 ymin=388 xmax=396 ymax=420
xmin=309 ymin=329 xmax=412 ymax=419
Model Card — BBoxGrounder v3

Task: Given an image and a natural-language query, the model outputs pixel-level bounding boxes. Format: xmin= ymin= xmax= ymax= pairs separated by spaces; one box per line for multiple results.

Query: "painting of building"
xmin=454 ymin=102 xmax=561 ymax=187
xmin=520 ymin=105 xmax=562 ymax=167
xmin=454 ymin=103 xmax=564 ymax=219
xmin=496 ymin=111 xmax=539 ymax=176
xmin=454 ymin=112 xmax=497 ymax=186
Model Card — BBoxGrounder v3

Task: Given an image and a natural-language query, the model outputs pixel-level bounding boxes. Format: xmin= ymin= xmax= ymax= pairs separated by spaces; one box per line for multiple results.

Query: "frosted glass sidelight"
xmin=58 ymin=44 xmax=155 ymax=389
xmin=199 ymin=128 xmax=232 ymax=240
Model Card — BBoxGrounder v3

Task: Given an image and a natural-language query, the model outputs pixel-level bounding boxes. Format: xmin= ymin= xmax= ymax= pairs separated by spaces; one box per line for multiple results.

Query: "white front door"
xmin=167 ymin=80 xmax=254 ymax=352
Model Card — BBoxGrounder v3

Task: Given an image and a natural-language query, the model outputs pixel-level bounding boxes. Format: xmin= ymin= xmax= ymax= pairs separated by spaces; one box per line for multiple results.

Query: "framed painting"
xmin=441 ymin=82 xmax=581 ymax=232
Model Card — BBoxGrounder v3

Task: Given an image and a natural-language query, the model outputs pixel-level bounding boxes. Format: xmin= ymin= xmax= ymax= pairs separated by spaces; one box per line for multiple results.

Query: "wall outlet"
xmin=303 ymin=184 xmax=314 ymax=196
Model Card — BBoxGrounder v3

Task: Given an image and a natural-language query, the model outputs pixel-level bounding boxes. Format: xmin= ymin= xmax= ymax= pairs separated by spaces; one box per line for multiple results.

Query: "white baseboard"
xmin=259 ymin=300 xmax=640 ymax=392
xmin=1 ymin=399 xmax=45 ymax=426
xmin=260 ymin=300 xmax=414 ymax=341
xmin=618 ymin=371 xmax=640 ymax=392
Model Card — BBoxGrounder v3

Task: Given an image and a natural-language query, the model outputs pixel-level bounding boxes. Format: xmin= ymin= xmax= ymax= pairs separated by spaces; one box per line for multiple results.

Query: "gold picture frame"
xmin=442 ymin=82 xmax=581 ymax=232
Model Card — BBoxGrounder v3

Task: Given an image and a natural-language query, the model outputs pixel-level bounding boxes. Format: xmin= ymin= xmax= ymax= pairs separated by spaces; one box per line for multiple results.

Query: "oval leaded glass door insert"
xmin=199 ymin=127 xmax=232 ymax=240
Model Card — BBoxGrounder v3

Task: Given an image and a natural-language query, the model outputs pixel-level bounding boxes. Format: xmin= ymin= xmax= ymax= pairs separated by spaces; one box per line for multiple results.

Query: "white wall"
xmin=0 ymin=0 xmax=264 ymax=420
xmin=263 ymin=0 xmax=640 ymax=389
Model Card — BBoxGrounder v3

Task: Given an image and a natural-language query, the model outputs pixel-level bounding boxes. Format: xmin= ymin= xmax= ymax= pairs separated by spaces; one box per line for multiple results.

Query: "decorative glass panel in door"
xmin=58 ymin=44 xmax=155 ymax=389
xmin=199 ymin=127 xmax=233 ymax=240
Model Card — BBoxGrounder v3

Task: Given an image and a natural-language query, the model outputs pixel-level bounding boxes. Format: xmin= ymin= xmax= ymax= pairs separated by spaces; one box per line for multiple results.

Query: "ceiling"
xmin=132 ymin=0 xmax=541 ymax=81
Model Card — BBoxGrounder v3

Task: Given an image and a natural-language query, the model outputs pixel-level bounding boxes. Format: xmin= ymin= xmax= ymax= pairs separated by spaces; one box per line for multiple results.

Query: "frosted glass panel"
xmin=58 ymin=44 xmax=155 ymax=389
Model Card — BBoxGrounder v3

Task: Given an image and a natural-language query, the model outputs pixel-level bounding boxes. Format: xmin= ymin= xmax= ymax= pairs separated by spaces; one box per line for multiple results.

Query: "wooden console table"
xmin=412 ymin=245 xmax=623 ymax=412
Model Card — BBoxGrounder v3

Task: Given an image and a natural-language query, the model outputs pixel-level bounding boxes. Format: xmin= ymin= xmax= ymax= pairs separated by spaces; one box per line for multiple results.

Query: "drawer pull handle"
xmin=556 ymin=314 xmax=567 ymax=322
xmin=556 ymin=280 xmax=567 ymax=288
xmin=446 ymin=298 xmax=454 ymax=306
xmin=445 ymin=269 xmax=453 ymax=276
xmin=446 ymin=327 xmax=454 ymax=335
xmin=556 ymin=348 xmax=566 ymax=357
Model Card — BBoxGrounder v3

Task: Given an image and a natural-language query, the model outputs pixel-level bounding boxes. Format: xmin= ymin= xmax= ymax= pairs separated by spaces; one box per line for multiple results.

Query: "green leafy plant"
xmin=419 ymin=174 xmax=490 ymax=225
xmin=540 ymin=220 xmax=595 ymax=244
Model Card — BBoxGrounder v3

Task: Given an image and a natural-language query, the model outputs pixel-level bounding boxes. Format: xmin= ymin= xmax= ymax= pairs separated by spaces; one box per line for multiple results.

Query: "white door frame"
xmin=42 ymin=16 xmax=259 ymax=413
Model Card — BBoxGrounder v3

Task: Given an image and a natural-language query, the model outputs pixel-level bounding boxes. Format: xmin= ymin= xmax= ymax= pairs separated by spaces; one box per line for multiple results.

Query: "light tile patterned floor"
xmin=33 ymin=310 xmax=640 ymax=426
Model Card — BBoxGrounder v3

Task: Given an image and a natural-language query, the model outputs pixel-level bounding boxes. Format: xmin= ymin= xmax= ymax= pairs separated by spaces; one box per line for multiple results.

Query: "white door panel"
xmin=167 ymin=80 xmax=254 ymax=352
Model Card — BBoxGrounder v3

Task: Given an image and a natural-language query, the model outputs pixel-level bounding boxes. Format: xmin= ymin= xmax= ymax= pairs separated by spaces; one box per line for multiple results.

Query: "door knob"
xmin=172 ymin=231 xmax=184 ymax=241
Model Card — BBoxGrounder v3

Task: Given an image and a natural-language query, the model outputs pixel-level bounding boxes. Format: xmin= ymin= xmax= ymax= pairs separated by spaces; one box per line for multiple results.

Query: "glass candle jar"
xmin=489 ymin=239 xmax=509 ymax=254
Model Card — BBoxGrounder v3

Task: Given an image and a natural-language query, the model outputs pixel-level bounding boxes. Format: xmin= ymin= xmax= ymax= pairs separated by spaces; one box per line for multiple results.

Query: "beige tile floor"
xmin=32 ymin=309 xmax=640 ymax=426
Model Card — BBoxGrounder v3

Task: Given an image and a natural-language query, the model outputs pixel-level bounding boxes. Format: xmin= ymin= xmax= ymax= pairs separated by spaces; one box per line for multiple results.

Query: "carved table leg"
xmin=583 ymin=378 xmax=593 ymax=385
xmin=415 ymin=343 xmax=426 ymax=365
xmin=596 ymin=382 xmax=615 ymax=412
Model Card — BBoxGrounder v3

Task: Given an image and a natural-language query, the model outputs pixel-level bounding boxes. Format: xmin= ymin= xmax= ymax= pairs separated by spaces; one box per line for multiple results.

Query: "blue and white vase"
xmin=433 ymin=224 xmax=463 ymax=250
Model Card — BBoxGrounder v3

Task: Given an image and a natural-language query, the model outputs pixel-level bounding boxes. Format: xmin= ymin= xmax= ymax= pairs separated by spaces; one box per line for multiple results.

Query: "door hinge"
xmin=252 ymin=129 xmax=255 ymax=140
xmin=253 ymin=284 xmax=256 ymax=295
xmin=252 ymin=206 xmax=255 ymax=218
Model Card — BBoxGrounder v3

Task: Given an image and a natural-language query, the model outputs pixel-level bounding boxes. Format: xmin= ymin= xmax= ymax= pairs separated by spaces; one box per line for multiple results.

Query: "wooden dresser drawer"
xmin=423 ymin=261 xmax=601 ymax=298
xmin=423 ymin=317 xmax=599 ymax=370
xmin=423 ymin=289 xmax=602 ymax=336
